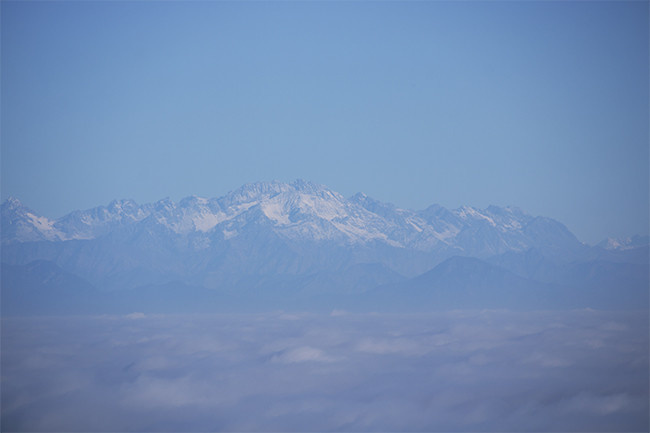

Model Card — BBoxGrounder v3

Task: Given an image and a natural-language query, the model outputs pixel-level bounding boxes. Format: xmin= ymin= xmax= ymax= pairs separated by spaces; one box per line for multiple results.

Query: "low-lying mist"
xmin=2 ymin=309 xmax=648 ymax=431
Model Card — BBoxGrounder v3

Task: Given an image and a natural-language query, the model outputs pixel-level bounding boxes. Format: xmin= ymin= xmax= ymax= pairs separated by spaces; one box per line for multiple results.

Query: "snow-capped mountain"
xmin=1 ymin=179 xmax=582 ymax=256
xmin=597 ymin=235 xmax=649 ymax=251
xmin=1 ymin=197 xmax=65 ymax=243
xmin=2 ymin=180 xmax=647 ymax=313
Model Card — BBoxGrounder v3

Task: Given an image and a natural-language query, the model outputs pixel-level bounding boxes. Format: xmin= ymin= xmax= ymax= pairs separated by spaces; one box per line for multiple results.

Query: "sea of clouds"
xmin=2 ymin=309 xmax=648 ymax=431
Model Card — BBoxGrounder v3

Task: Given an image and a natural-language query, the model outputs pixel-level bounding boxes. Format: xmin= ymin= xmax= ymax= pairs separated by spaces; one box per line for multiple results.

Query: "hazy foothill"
xmin=2 ymin=180 xmax=647 ymax=315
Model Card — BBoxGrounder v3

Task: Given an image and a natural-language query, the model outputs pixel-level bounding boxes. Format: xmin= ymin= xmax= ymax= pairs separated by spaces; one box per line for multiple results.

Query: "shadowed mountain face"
xmin=1 ymin=180 xmax=647 ymax=314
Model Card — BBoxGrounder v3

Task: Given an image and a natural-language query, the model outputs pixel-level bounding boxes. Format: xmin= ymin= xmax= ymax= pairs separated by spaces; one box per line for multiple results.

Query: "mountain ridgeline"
xmin=2 ymin=180 xmax=648 ymax=314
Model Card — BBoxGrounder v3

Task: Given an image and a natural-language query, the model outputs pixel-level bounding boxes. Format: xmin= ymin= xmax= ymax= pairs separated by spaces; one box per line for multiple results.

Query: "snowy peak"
xmin=2 ymin=196 xmax=25 ymax=212
xmin=350 ymin=192 xmax=400 ymax=218
xmin=224 ymin=181 xmax=390 ymax=244
xmin=107 ymin=199 xmax=139 ymax=214
xmin=54 ymin=198 xmax=151 ymax=240
xmin=1 ymin=197 xmax=62 ymax=243
xmin=1 ymin=181 xmax=586 ymax=256
xmin=455 ymin=205 xmax=497 ymax=226
xmin=223 ymin=180 xmax=338 ymax=204
xmin=220 ymin=180 xmax=348 ymax=224
xmin=178 ymin=195 xmax=209 ymax=207
xmin=598 ymin=235 xmax=650 ymax=251
xmin=222 ymin=180 xmax=293 ymax=206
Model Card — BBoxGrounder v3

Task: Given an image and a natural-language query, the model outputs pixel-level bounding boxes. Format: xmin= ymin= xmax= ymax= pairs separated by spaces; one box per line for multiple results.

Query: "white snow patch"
xmin=261 ymin=200 xmax=291 ymax=225
xmin=297 ymin=193 xmax=347 ymax=221
xmin=27 ymin=213 xmax=55 ymax=232
xmin=26 ymin=213 xmax=63 ymax=240
xmin=223 ymin=229 xmax=238 ymax=240
xmin=456 ymin=206 xmax=496 ymax=226
xmin=433 ymin=226 xmax=461 ymax=240
xmin=66 ymin=233 xmax=95 ymax=240
xmin=192 ymin=212 xmax=223 ymax=232
xmin=501 ymin=219 xmax=522 ymax=230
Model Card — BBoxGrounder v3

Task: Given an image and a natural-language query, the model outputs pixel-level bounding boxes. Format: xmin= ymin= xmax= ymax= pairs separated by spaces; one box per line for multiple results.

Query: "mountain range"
xmin=2 ymin=180 xmax=648 ymax=314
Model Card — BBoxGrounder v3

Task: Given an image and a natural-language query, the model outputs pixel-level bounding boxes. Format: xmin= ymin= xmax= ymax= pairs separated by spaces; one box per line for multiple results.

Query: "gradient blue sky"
xmin=1 ymin=1 xmax=648 ymax=244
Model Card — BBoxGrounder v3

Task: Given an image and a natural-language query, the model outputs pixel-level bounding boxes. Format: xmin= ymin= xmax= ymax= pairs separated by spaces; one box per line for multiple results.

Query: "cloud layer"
xmin=2 ymin=309 xmax=648 ymax=431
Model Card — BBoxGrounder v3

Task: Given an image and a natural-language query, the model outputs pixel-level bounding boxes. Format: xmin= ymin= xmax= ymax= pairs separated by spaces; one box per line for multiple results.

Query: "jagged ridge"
xmin=1 ymin=179 xmax=582 ymax=257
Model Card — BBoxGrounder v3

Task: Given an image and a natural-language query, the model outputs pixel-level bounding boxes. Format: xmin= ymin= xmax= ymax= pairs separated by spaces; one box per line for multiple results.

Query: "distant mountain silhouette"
xmin=2 ymin=180 xmax=647 ymax=314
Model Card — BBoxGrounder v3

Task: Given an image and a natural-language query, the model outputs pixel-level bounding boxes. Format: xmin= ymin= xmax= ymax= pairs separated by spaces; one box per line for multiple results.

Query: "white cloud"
xmin=271 ymin=346 xmax=337 ymax=363
xmin=563 ymin=392 xmax=630 ymax=415
xmin=1 ymin=310 xmax=647 ymax=432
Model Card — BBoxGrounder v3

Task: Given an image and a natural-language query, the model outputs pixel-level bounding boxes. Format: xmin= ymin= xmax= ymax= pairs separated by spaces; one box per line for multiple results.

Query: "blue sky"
xmin=1 ymin=1 xmax=648 ymax=244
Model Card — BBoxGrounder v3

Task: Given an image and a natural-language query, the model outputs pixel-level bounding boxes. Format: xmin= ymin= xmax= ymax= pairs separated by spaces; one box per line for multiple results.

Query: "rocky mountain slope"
xmin=2 ymin=180 xmax=647 ymax=313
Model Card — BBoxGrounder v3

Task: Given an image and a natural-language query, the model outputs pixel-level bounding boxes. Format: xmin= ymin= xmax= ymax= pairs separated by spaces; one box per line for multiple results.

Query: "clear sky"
xmin=1 ymin=1 xmax=648 ymax=244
